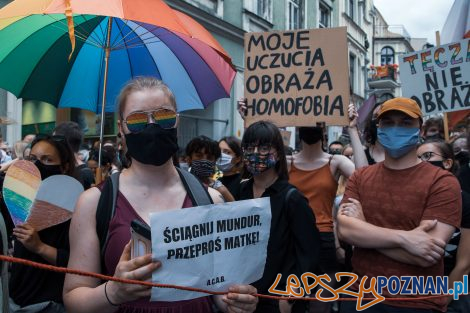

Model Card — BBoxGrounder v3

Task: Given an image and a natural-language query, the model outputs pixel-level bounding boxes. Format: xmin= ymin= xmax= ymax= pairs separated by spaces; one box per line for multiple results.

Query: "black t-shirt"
xmin=9 ymin=220 xmax=70 ymax=306
xmin=218 ymin=173 xmax=241 ymax=196
xmin=234 ymin=178 xmax=320 ymax=292
xmin=444 ymin=190 xmax=470 ymax=275
xmin=458 ymin=164 xmax=470 ymax=194
xmin=76 ymin=163 xmax=95 ymax=190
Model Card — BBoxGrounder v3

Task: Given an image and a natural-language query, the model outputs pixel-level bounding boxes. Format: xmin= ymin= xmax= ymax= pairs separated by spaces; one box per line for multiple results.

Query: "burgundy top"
xmin=103 ymin=190 xmax=214 ymax=313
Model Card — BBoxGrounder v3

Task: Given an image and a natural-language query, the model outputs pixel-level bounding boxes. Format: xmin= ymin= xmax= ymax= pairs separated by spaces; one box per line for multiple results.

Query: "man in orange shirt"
xmin=338 ymin=98 xmax=461 ymax=312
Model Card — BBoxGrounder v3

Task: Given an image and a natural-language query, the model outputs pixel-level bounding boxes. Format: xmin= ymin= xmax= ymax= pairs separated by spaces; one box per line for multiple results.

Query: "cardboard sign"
xmin=244 ymin=27 xmax=350 ymax=127
xmin=27 ymin=175 xmax=84 ymax=231
xmin=399 ymin=38 xmax=470 ymax=115
xmin=3 ymin=160 xmax=41 ymax=226
xmin=150 ymin=198 xmax=272 ymax=301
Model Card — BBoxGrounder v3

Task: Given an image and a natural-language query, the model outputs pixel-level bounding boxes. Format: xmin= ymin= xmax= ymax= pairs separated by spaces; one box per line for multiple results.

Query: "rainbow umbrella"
xmin=0 ymin=0 xmax=236 ymax=168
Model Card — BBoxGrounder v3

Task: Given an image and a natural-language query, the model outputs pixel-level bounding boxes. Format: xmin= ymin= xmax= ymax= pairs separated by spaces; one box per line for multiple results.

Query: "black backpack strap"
xmin=284 ymin=187 xmax=296 ymax=213
xmin=176 ymin=167 xmax=213 ymax=206
xmin=96 ymin=172 xmax=120 ymax=263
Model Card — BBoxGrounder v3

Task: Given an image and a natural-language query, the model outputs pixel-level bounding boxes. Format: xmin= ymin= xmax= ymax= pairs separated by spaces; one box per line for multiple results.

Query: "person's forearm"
xmin=64 ymin=284 xmax=120 ymax=313
xmin=378 ymin=248 xmax=434 ymax=267
xmin=347 ymin=127 xmax=368 ymax=168
xmin=36 ymin=244 xmax=58 ymax=265
xmin=337 ymin=215 xmax=405 ymax=248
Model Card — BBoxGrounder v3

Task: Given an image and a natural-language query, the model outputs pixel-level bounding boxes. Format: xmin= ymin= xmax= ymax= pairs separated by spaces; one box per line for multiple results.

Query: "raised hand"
xmin=237 ymin=98 xmax=248 ymax=120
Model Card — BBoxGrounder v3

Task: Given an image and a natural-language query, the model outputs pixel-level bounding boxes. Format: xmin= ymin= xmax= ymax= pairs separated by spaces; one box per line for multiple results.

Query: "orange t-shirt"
xmin=342 ymin=161 xmax=462 ymax=312
xmin=289 ymin=161 xmax=338 ymax=232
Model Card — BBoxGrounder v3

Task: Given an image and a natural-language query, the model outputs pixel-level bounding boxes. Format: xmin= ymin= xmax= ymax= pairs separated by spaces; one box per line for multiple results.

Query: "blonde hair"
xmin=117 ymin=77 xmax=176 ymax=120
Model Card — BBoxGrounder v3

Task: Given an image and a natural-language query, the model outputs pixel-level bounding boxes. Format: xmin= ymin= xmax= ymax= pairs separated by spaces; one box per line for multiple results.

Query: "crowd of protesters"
xmin=0 ymin=77 xmax=469 ymax=313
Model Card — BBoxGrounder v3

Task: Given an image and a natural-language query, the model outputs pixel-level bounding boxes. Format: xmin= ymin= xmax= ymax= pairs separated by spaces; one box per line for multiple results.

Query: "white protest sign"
xmin=399 ymin=38 xmax=470 ymax=115
xmin=150 ymin=198 xmax=272 ymax=301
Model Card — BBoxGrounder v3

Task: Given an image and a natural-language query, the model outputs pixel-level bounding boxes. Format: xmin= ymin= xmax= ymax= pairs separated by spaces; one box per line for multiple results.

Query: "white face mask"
xmin=216 ymin=153 xmax=234 ymax=172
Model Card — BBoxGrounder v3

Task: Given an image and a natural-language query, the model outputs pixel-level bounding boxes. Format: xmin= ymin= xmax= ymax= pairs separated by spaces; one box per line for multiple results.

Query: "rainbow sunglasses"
xmin=124 ymin=109 xmax=177 ymax=133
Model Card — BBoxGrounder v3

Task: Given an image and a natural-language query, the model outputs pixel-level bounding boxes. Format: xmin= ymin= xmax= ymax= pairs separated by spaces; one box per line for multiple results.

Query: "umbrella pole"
xmin=96 ymin=17 xmax=113 ymax=184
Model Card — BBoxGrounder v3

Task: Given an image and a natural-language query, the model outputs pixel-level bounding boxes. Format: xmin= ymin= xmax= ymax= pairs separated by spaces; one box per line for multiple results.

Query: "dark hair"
xmin=53 ymin=121 xmax=83 ymax=153
xmin=31 ymin=135 xmax=77 ymax=177
xmin=420 ymin=139 xmax=457 ymax=174
xmin=423 ymin=117 xmax=444 ymax=137
xmin=241 ymin=121 xmax=288 ymax=180
xmin=328 ymin=141 xmax=343 ymax=149
xmin=363 ymin=102 xmax=383 ymax=145
xmin=186 ymin=136 xmax=221 ymax=160
xmin=219 ymin=136 xmax=242 ymax=159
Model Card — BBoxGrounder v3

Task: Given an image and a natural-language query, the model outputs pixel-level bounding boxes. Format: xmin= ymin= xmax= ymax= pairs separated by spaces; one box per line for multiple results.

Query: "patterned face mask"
xmin=244 ymin=152 xmax=277 ymax=175
xmin=190 ymin=159 xmax=216 ymax=179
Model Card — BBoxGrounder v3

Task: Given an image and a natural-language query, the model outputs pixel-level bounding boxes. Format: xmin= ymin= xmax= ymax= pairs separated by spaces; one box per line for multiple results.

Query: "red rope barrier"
xmin=0 ymin=255 xmax=449 ymax=302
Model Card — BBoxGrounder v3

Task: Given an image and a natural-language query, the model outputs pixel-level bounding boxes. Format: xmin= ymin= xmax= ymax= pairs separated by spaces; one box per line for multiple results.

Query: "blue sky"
xmin=374 ymin=0 xmax=454 ymax=45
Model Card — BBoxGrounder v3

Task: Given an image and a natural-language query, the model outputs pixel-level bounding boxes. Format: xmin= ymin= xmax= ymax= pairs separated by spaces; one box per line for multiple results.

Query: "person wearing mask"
xmin=421 ymin=117 xmax=444 ymax=141
xmin=186 ymin=135 xmax=235 ymax=202
xmin=63 ymin=77 xmax=257 ymax=313
xmin=347 ymin=102 xmax=386 ymax=168
xmin=9 ymin=134 xmax=77 ymax=313
xmin=237 ymin=100 xmax=353 ymax=313
xmin=338 ymin=98 xmax=461 ymax=313
xmin=417 ymin=139 xmax=470 ymax=313
xmin=454 ymin=135 xmax=470 ymax=193
xmin=53 ymin=121 xmax=95 ymax=189
xmin=328 ymin=141 xmax=344 ymax=155
xmin=217 ymin=136 xmax=243 ymax=196
xmin=233 ymin=121 xmax=320 ymax=313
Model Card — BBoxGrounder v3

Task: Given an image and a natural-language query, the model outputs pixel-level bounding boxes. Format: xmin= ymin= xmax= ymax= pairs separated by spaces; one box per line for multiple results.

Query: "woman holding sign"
xmin=233 ymin=121 xmax=320 ymax=313
xmin=63 ymin=77 xmax=258 ymax=313
xmin=9 ymin=134 xmax=77 ymax=313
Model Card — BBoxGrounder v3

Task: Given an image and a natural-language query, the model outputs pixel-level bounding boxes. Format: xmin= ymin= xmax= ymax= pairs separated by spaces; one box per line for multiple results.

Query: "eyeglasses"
xmin=123 ymin=109 xmax=177 ymax=133
xmin=418 ymin=151 xmax=444 ymax=161
xmin=242 ymin=144 xmax=272 ymax=155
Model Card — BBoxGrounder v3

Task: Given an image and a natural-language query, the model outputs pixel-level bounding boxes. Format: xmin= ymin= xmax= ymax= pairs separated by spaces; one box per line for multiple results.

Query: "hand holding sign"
xmin=150 ymin=198 xmax=271 ymax=302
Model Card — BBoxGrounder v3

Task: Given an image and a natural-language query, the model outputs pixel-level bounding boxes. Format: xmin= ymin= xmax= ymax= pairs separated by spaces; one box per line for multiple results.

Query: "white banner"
xmin=399 ymin=38 xmax=470 ymax=115
xmin=150 ymin=198 xmax=272 ymax=301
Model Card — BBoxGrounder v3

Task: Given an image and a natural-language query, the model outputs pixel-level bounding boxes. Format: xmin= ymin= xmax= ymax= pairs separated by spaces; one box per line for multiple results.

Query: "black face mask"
xmin=124 ymin=124 xmax=178 ymax=166
xmin=299 ymin=127 xmax=323 ymax=145
xmin=34 ymin=160 xmax=62 ymax=180
xmin=455 ymin=151 xmax=470 ymax=165
xmin=428 ymin=160 xmax=446 ymax=170
xmin=190 ymin=159 xmax=215 ymax=179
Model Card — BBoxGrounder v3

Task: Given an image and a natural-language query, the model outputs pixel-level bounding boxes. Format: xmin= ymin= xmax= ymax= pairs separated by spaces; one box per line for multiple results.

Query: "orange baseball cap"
xmin=376 ymin=97 xmax=423 ymax=120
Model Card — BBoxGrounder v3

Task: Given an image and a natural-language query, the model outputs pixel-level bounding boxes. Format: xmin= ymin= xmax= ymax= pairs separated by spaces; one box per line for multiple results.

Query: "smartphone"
xmin=130 ymin=219 xmax=152 ymax=259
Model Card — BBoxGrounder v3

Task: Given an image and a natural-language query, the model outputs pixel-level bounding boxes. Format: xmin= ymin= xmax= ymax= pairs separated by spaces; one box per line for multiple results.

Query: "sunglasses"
xmin=124 ymin=109 xmax=177 ymax=133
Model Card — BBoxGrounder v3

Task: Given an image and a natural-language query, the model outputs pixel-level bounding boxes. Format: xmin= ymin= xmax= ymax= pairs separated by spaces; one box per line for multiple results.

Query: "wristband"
xmin=104 ymin=281 xmax=119 ymax=306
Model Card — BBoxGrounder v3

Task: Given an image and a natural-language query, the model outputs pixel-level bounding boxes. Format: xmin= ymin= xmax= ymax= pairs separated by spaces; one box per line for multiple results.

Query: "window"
xmin=319 ymin=2 xmax=331 ymax=28
xmin=381 ymin=46 xmax=395 ymax=65
xmin=350 ymin=54 xmax=356 ymax=93
xmin=348 ymin=0 xmax=354 ymax=20
xmin=287 ymin=0 xmax=304 ymax=29
xmin=246 ymin=0 xmax=273 ymax=22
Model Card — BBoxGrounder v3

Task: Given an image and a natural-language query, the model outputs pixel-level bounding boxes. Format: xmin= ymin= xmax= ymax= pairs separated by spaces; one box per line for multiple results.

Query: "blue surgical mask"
xmin=216 ymin=153 xmax=234 ymax=172
xmin=377 ymin=127 xmax=420 ymax=159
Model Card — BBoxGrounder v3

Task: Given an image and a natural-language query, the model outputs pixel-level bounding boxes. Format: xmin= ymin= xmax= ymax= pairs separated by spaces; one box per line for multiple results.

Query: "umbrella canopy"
xmin=0 ymin=0 xmax=236 ymax=113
